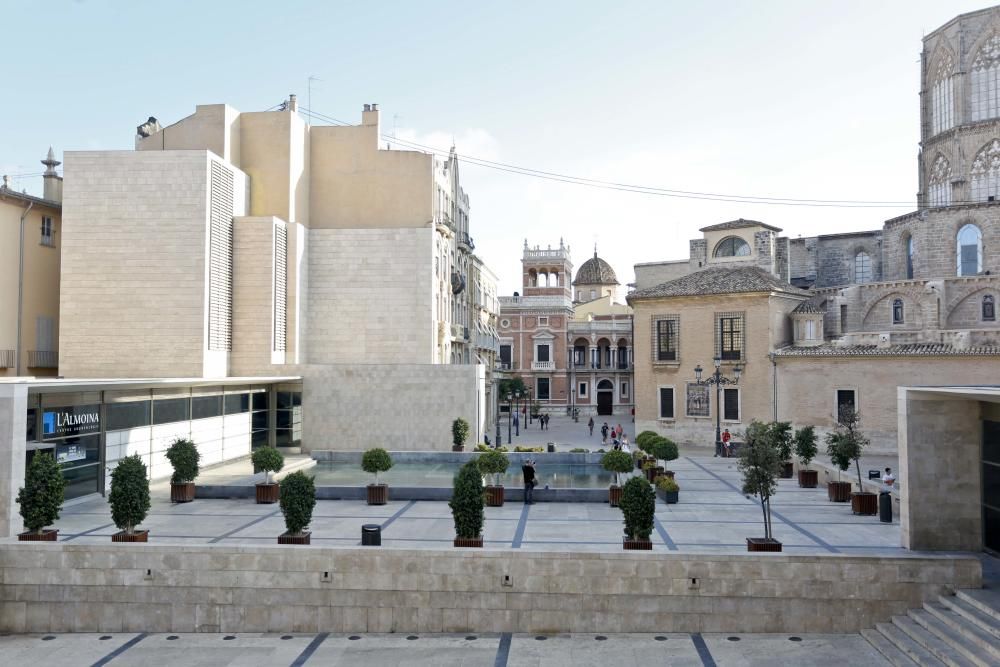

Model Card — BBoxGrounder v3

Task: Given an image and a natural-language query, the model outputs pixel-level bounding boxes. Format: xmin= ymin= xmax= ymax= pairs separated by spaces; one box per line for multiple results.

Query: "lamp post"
xmin=527 ymin=386 xmax=533 ymax=426
xmin=514 ymin=390 xmax=521 ymax=437
xmin=506 ymin=393 xmax=513 ymax=444
xmin=692 ymin=356 xmax=742 ymax=457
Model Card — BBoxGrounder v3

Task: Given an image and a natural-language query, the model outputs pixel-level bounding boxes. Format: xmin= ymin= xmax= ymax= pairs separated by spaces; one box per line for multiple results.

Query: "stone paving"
xmin=0 ymin=631 xmax=891 ymax=666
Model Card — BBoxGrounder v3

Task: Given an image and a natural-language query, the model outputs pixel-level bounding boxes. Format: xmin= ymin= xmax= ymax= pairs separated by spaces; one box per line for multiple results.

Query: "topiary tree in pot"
xmin=450 ymin=460 xmax=485 ymax=547
xmin=108 ymin=455 xmax=151 ymax=542
xmin=825 ymin=409 xmax=874 ymax=514
xmin=278 ymin=471 xmax=316 ymax=545
xmin=655 ymin=475 xmax=680 ymax=504
xmin=738 ymin=420 xmax=782 ymax=552
xmin=620 ymin=476 xmax=655 ymax=550
xmin=165 ymin=437 xmax=200 ymax=503
xmin=601 ymin=449 xmax=633 ymax=507
xmin=362 ymin=447 xmax=393 ymax=505
xmin=251 ymin=446 xmax=284 ymax=504
xmin=635 ymin=430 xmax=658 ymax=451
xmin=452 ymin=417 xmax=470 ymax=452
xmin=771 ymin=421 xmax=794 ymax=479
xmin=794 ymin=426 xmax=819 ymax=488
xmin=477 ymin=449 xmax=510 ymax=507
xmin=16 ymin=452 xmax=66 ymax=541
xmin=651 ymin=436 xmax=678 ymax=478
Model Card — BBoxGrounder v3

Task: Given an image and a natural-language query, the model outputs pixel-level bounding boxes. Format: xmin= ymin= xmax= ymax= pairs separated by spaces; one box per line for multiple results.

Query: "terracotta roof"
xmin=699 ymin=218 xmax=782 ymax=233
xmin=573 ymin=252 xmax=618 ymax=285
xmin=774 ymin=343 xmax=1000 ymax=357
xmin=792 ymin=299 xmax=825 ymax=314
xmin=628 ymin=266 xmax=808 ymax=301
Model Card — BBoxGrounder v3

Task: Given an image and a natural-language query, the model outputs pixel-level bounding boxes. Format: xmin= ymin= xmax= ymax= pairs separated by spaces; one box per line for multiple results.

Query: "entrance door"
xmin=597 ymin=379 xmax=613 ymax=416
xmin=984 ymin=421 xmax=1000 ymax=554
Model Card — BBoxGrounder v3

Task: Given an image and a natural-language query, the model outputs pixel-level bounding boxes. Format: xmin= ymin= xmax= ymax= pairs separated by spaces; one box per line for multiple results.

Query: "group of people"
xmin=587 ymin=418 xmax=628 ymax=450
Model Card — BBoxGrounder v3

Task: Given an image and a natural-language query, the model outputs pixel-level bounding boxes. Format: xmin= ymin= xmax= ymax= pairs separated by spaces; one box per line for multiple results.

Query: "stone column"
xmin=0 ymin=383 xmax=28 ymax=538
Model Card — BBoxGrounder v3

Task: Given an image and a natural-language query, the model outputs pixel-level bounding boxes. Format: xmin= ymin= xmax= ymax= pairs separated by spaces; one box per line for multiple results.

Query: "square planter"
xmin=18 ymin=529 xmax=58 ymax=542
xmin=367 ymin=483 xmax=388 ymax=506
xmin=485 ymin=485 xmax=505 ymax=507
xmin=828 ymin=481 xmax=852 ymax=502
xmin=661 ymin=490 xmax=678 ymax=504
xmin=780 ymin=462 xmax=794 ymax=479
xmin=851 ymin=491 xmax=878 ymax=516
xmin=644 ymin=467 xmax=659 ymax=483
xmin=662 ymin=470 xmax=675 ymax=480
xmin=278 ymin=531 xmax=311 ymax=545
xmin=112 ymin=530 xmax=149 ymax=543
xmin=608 ymin=485 xmax=623 ymax=507
xmin=170 ymin=482 xmax=195 ymax=503
xmin=747 ymin=537 xmax=782 ymax=552
xmin=623 ymin=538 xmax=652 ymax=550
xmin=454 ymin=536 xmax=483 ymax=548
xmin=255 ymin=482 xmax=280 ymax=504
xmin=798 ymin=470 xmax=818 ymax=488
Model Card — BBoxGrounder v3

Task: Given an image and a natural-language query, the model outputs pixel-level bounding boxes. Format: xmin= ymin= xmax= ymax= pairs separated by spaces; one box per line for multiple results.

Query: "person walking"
xmin=522 ymin=459 xmax=536 ymax=504
xmin=881 ymin=467 xmax=896 ymax=492
xmin=721 ymin=428 xmax=732 ymax=458
xmin=544 ymin=414 xmax=549 ymax=430
xmin=588 ymin=417 xmax=595 ymax=436
xmin=601 ymin=422 xmax=609 ymax=445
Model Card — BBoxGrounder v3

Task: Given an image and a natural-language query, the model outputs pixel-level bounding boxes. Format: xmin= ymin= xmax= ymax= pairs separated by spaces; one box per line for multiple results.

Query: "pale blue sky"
xmin=2 ymin=0 xmax=987 ymax=294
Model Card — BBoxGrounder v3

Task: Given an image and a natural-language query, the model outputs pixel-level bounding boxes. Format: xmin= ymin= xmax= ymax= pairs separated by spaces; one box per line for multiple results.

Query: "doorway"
xmin=984 ymin=420 xmax=1000 ymax=554
xmin=597 ymin=379 xmax=613 ymax=416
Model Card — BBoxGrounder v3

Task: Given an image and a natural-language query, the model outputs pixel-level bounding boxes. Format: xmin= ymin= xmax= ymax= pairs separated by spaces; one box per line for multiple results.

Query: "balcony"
xmin=0 ymin=350 xmax=13 ymax=368
xmin=531 ymin=361 xmax=555 ymax=371
xmin=459 ymin=232 xmax=475 ymax=251
xmin=496 ymin=361 xmax=512 ymax=371
xmin=28 ymin=350 xmax=58 ymax=369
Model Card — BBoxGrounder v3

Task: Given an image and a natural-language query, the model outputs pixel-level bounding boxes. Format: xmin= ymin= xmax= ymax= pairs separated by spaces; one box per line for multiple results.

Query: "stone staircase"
xmin=862 ymin=587 xmax=1000 ymax=666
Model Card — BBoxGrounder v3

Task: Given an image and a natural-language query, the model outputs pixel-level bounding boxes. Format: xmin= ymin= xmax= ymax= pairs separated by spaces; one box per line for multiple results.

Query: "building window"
xmin=579 ymin=382 xmax=587 ymax=397
xmin=654 ymin=317 xmax=678 ymax=361
xmin=536 ymin=344 xmax=550 ymax=363
xmin=714 ymin=236 xmax=751 ymax=257
xmin=836 ymin=389 xmax=857 ymax=424
xmin=892 ymin=298 xmax=904 ymax=324
xmin=659 ymin=387 xmax=674 ymax=419
xmin=957 ymin=224 xmax=983 ymax=276
xmin=971 ymin=36 xmax=1000 ymax=121
xmin=40 ymin=216 xmax=54 ymax=247
xmin=537 ymin=378 xmax=550 ymax=400
xmin=538 ymin=316 xmax=548 ymax=326
xmin=500 ymin=318 xmax=510 ymax=329
xmin=152 ymin=397 xmax=191 ymax=425
xmin=621 ymin=382 xmax=629 ymax=398
xmin=805 ymin=319 xmax=816 ymax=340
xmin=984 ymin=295 xmax=996 ymax=322
xmin=590 ymin=290 xmax=596 ymax=300
xmin=723 ymin=387 xmax=740 ymax=422
xmin=854 ymin=251 xmax=872 ymax=283
xmin=931 ymin=53 xmax=955 ymax=134
xmin=717 ymin=313 xmax=743 ymax=361
xmin=905 ymin=234 xmax=915 ymax=279
xmin=499 ymin=344 xmax=512 ymax=368
xmin=970 ymin=139 xmax=1000 ymax=202
xmin=926 ymin=155 xmax=951 ymax=208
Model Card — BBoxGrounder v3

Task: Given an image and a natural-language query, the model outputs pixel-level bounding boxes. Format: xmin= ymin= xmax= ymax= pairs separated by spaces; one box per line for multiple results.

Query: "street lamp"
xmin=506 ymin=393 xmax=513 ymax=444
xmin=692 ymin=356 xmax=742 ymax=457
xmin=527 ymin=386 xmax=533 ymax=426
xmin=514 ymin=390 xmax=521 ymax=437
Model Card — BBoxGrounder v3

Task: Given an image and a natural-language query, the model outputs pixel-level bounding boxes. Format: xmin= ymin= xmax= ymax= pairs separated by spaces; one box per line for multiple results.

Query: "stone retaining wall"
xmin=0 ymin=544 xmax=980 ymax=634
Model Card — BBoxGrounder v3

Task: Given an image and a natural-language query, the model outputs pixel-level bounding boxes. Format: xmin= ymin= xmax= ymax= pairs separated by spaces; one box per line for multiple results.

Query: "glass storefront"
xmin=29 ymin=402 xmax=103 ymax=500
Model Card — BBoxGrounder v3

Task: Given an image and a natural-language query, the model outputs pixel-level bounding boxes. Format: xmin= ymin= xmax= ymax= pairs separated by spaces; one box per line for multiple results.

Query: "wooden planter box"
xmin=851 ymin=491 xmax=878 ymax=516
xmin=780 ymin=462 xmax=794 ymax=479
xmin=828 ymin=481 xmax=852 ymax=502
xmin=608 ymin=485 xmax=623 ymax=507
xmin=454 ymin=536 xmax=483 ymax=548
xmin=255 ymin=482 xmax=279 ymax=504
xmin=278 ymin=531 xmax=311 ymax=545
xmin=798 ymin=470 xmax=818 ymax=488
xmin=644 ymin=467 xmax=659 ymax=482
xmin=452 ymin=445 xmax=465 ymax=452
xmin=485 ymin=485 xmax=505 ymax=507
xmin=18 ymin=529 xmax=58 ymax=542
xmin=367 ymin=483 xmax=388 ymax=506
xmin=747 ymin=537 xmax=782 ymax=552
xmin=662 ymin=469 xmax=675 ymax=479
xmin=170 ymin=482 xmax=195 ymax=503
xmin=623 ymin=538 xmax=652 ymax=550
xmin=112 ymin=530 xmax=149 ymax=543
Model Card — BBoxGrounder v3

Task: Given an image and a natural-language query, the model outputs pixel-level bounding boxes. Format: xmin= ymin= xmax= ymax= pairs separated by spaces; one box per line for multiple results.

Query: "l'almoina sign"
xmin=42 ymin=406 xmax=100 ymax=438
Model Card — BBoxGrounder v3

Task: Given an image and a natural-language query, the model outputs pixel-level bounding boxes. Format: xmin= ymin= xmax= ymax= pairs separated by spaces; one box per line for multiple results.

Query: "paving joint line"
xmin=209 ymin=509 xmax=281 ymax=543
xmin=511 ymin=503 xmax=531 ymax=548
xmin=90 ymin=632 xmax=147 ymax=667
xmin=653 ymin=516 xmax=678 ymax=550
xmin=690 ymin=633 xmax=717 ymax=667
xmin=380 ymin=500 xmax=417 ymax=531
xmin=61 ymin=522 xmax=116 ymax=543
xmin=290 ymin=632 xmax=329 ymax=667
xmin=493 ymin=632 xmax=512 ymax=667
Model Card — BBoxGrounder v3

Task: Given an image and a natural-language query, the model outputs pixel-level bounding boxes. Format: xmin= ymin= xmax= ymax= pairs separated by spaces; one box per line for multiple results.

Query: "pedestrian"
xmin=721 ymin=428 xmax=732 ymax=458
xmin=616 ymin=423 xmax=623 ymax=439
xmin=522 ymin=458 xmax=536 ymax=504
xmin=621 ymin=434 xmax=630 ymax=453
xmin=601 ymin=422 xmax=609 ymax=445
xmin=544 ymin=414 xmax=549 ymax=430
xmin=588 ymin=416 xmax=595 ymax=436
xmin=881 ymin=467 xmax=896 ymax=492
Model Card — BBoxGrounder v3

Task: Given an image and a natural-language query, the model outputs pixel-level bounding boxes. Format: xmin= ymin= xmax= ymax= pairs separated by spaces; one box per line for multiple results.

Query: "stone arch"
xmin=528 ymin=269 xmax=537 ymax=287
xmin=944 ymin=284 xmax=998 ymax=325
xmin=597 ymin=379 xmax=614 ymax=391
xmin=860 ymin=289 xmax=925 ymax=328
xmin=713 ymin=236 xmax=751 ymax=258
xmin=927 ymin=41 xmax=956 ymax=81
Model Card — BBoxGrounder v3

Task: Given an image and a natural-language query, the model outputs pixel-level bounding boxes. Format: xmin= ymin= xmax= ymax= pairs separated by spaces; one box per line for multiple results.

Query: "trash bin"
xmin=879 ymin=492 xmax=892 ymax=523
xmin=868 ymin=470 xmax=881 ymax=480
xmin=547 ymin=443 xmax=556 ymax=453
xmin=362 ymin=523 xmax=381 ymax=546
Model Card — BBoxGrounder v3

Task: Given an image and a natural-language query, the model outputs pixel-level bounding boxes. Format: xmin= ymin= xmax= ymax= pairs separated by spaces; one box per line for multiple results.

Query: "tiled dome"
xmin=573 ymin=251 xmax=618 ymax=286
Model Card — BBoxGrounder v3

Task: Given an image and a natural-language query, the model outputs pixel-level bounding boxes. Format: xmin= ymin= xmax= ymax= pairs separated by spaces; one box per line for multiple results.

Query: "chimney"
xmin=2 ymin=175 xmax=10 ymax=190
xmin=41 ymin=147 xmax=63 ymax=203
xmin=287 ymin=94 xmax=298 ymax=112
xmin=362 ymin=102 xmax=379 ymax=128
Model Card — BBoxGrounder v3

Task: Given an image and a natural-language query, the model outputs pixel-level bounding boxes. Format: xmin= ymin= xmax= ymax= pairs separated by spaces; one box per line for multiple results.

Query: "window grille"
xmin=653 ymin=316 xmax=679 ymax=361
xmin=716 ymin=312 xmax=744 ymax=361
xmin=714 ymin=236 xmax=751 ymax=257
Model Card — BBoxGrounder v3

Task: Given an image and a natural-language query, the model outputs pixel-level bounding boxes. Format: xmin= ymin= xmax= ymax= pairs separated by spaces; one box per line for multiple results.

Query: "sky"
xmin=1 ymin=0 xmax=988 ymax=295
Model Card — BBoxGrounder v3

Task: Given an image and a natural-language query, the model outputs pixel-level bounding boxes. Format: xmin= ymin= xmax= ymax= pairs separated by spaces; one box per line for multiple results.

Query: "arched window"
xmin=971 ymin=35 xmax=1000 ymax=121
xmin=931 ymin=52 xmax=955 ymax=134
xmin=957 ymin=224 xmax=983 ymax=276
xmin=970 ymin=140 xmax=1000 ymax=202
xmin=928 ymin=155 xmax=952 ymax=207
xmin=892 ymin=299 xmax=904 ymax=324
xmin=714 ymin=236 xmax=751 ymax=257
xmin=854 ymin=251 xmax=872 ymax=283
xmin=983 ymin=295 xmax=996 ymax=321
xmin=905 ymin=234 xmax=915 ymax=279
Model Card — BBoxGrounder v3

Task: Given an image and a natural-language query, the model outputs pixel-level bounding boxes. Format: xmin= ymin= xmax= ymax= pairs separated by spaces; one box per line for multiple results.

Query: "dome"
xmin=573 ymin=250 xmax=619 ymax=286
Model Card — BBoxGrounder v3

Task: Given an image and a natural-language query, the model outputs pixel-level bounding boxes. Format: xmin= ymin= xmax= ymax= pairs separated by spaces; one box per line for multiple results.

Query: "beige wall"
xmin=230 ymin=217 xmax=282 ymax=376
xmin=137 ymin=103 xmax=241 ymax=166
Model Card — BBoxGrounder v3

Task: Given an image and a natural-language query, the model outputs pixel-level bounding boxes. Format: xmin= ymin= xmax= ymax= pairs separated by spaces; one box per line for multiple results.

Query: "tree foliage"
xmin=771 ymin=422 xmax=794 ymax=463
xmin=108 ymin=455 xmax=151 ymax=535
xmin=477 ymin=450 xmax=510 ymax=486
xmin=449 ymin=460 xmax=485 ymax=539
xmin=165 ymin=438 xmax=200 ymax=484
xmin=251 ymin=446 xmax=285 ymax=484
xmin=651 ymin=436 xmax=679 ymax=463
xmin=738 ymin=420 xmax=781 ymax=540
xmin=17 ymin=452 xmax=65 ymax=533
xmin=361 ymin=448 xmax=393 ymax=485
xmin=279 ymin=471 xmax=316 ymax=536
xmin=793 ymin=426 xmax=818 ymax=468
xmin=825 ymin=409 xmax=869 ymax=489
xmin=497 ymin=377 xmax=527 ymax=400
xmin=452 ymin=418 xmax=471 ymax=448
xmin=635 ymin=431 xmax=658 ymax=450
xmin=601 ymin=449 xmax=634 ymax=486
xmin=620 ymin=476 xmax=655 ymax=540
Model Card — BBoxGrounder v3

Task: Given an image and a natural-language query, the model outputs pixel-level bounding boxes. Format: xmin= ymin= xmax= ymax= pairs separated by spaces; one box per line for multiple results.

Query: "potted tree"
xmin=251 ymin=446 xmax=284 ymax=503
xmin=165 ymin=437 xmax=199 ymax=503
xmin=794 ymin=425 xmax=819 ymax=488
xmin=826 ymin=409 xmax=875 ymax=514
xmin=601 ymin=449 xmax=633 ymax=507
xmin=108 ymin=454 xmax=151 ymax=542
xmin=452 ymin=417 xmax=470 ymax=452
xmin=16 ymin=451 xmax=66 ymax=541
xmin=450 ymin=460 xmax=485 ymax=547
xmin=651 ymin=436 xmax=679 ymax=478
xmin=362 ymin=448 xmax=393 ymax=505
xmin=477 ymin=449 xmax=510 ymax=507
xmin=278 ymin=471 xmax=316 ymax=545
xmin=620 ymin=476 xmax=655 ymax=550
xmin=738 ymin=420 xmax=782 ymax=552
xmin=655 ymin=475 xmax=679 ymax=504
xmin=772 ymin=422 xmax=794 ymax=478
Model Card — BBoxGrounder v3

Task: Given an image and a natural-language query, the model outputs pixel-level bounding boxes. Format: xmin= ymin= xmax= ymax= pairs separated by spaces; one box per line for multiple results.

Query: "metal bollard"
xmin=879 ymin=492 xmax=892 ymax=523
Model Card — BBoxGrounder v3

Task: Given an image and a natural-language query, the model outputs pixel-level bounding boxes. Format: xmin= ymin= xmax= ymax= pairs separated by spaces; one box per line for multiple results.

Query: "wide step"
xmin=861 ymin=628 xmax=919 ymax=667
xmin=939 ymin=594 xmax=1000 ymax=642
xmin=916 ymin=604 xmax=997 ymax=667
xmin=896 ymin=613 xmax=976 ymax=667
xmin=955 ymin=588 xmax=1000 ymax=623
xmin=875 ymin=621 xmax=946 ymax=666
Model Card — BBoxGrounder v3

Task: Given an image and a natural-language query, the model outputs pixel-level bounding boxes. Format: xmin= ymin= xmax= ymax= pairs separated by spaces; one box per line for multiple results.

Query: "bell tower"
xmin=521 ymin=238 xmax=573 ymax=298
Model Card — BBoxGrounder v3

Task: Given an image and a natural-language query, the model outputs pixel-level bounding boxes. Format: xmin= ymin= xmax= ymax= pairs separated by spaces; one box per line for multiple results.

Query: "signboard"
xmin=685 ymin=384 xmax=710 ymax=418
xmin=42 ymin=405 xmax=100 ymax=439
xmin=56 ymin=443 xmax=87 ymax=464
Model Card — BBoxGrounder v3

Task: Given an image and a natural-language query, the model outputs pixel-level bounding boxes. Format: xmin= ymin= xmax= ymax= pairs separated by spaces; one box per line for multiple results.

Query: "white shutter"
xmin=208 ymin=161 xmax=234 ymax=351
xmin=273 ymin=224 xmax=287 ymax=352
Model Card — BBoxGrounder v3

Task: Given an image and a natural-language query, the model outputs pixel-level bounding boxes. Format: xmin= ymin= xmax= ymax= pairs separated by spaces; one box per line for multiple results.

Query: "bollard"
xmin=362 ymin=523 xmax=382 ymax=546
xmin=879 ymin=492 xmax=892 ymax=523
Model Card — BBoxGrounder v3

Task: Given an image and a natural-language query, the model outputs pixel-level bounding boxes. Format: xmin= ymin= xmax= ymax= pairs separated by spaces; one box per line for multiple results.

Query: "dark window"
xmin=26 ymin=408 xmax=37 ymax=442
xmin=573 ymin=346 xmax=586 ymax=366
xmin=152 ymin=398 xmax=190 ymax=425
xmin=276 ymin=391 xmax=301 ymax=409
xmin=251 ymin=391 xmax=269 ymax=411
xmin=192 ymin=395 xmax=223 ymax=420
xmin=537 ymin=345 xmax=550 ymax=363
xmin=252 ymin=411 xmax=269 ymax=431
xmin=984 ymin=295 xmax=996 ymax=322
xmin=837 ymin=390 xmax=857 ymax=423
xmin=224 ymin=393 xmax=250 ymax=414
xmin=106 ymin=401 xmax=151 ymax=431
xmin=579 ymin=383 xmax=587 ymax=397
xmin=499 ymin=345 xmax=512 ymax=365
xmin=659 ymin=388 xmax=674 ymax=419
xmin=905 ymin=236 xmax=914 ymax=280
xmin=41 ymin=216 xmax=54 ymax=247
xmin=723 ymin=388 xmax=739 ymax=421
xmin=840 ymin=305 xmax=848 ymax=332
xmin=656 ymin=319 xmax=677 ymax=361
xmin=537 ymin=378 xmax=550 ymax=400
xmin=251 ymin=429 xmax=269 ymax=448
xmin=892 ymin=299 xmax=904 ymax=324
xmin=719 ymin=316 xmax=743 ymax=361
xmin=714 ymin=236 xmax=751 ymax=257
